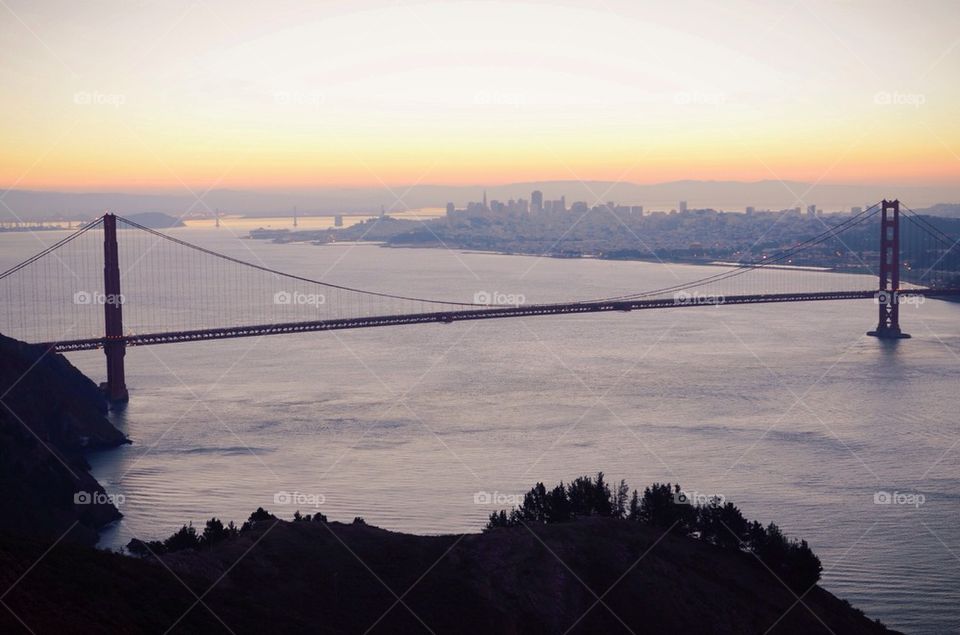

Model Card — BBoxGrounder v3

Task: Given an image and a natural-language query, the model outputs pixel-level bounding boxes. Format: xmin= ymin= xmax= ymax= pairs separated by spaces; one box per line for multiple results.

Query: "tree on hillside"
xmin=697 ymin=501 xmax=749 ymax=550
xmin=164 ymin=523 xmax=200 ymax=552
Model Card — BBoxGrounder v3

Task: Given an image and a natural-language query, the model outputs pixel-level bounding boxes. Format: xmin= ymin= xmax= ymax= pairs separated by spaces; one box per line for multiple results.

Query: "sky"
xmin=1 ymin=0 xmax=959 ymax=192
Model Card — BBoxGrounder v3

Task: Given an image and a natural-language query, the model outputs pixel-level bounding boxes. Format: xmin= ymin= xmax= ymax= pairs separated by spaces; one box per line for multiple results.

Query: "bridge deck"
xmin=42 ymin=289 xmax=960 ymax=352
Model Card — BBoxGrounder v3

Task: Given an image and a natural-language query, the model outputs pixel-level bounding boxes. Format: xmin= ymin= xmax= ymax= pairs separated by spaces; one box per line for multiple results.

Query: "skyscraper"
xmin=531 ymin=190 xmax=543 ymax=213
xmin=679 ymin=200 xmax=688 ymax=214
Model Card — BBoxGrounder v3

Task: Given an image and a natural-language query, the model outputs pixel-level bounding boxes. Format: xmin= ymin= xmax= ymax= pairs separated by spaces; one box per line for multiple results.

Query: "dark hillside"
xmin=0 ymin=334 xmax=128 ymax=544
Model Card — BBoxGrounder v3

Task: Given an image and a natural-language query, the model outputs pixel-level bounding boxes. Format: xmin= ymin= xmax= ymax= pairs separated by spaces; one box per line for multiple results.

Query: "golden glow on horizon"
xmin=1 ymin=1 xmax=959 ymax=192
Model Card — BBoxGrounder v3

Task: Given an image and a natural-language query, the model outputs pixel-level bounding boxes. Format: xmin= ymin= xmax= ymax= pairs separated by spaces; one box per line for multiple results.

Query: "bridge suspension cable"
xmin=115 ymin=216 xmax=501 ymax=308
xmin=898 ymin=203 xmax=960 ymax=286
xmin=583 ymin=201 xmax=884 ymax=303
xmin=900 ymin=204 xmax=959 ymax=247
xmin=0 ymin=217 xmax=104 ymax=281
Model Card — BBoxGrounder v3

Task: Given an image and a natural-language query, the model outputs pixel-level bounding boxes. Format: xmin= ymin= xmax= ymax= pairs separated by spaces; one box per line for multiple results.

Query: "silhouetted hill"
xmin=121 ymin=212 xmax=185 ymax=228
xmin=0 ymin=516 xmax=898 ymax=634
xmin=0 ymin=333 xmax=128 ymax=544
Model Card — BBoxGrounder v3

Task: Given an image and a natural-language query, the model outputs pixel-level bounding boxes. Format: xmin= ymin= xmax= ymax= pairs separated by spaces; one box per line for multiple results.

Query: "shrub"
xmin=126 ymin=538 xmax=166 ymax=558
xmin=201 ymin=517 xmax=237 ymax=546
xmin=566 ymin=472 xmax=613 ymax=517
xmin=638 ymin=483 xmax=695 ymax=533
xmin=163 ymin=523 xmax=200 ymax=552
xmin=697 ymin=501 xmax=749 ymax=550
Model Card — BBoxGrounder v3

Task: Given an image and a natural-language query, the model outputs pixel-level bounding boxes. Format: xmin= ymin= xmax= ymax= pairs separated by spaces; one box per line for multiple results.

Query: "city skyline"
xmin=448 ymin=187 xmax=865 ymax=216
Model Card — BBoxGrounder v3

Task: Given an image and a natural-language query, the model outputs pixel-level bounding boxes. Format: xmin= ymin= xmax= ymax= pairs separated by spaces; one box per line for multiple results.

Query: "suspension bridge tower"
xmin=868 ymin=199 xmax=910 ymax=339
xmin=102 ymin=213 xmax=129 ymax=401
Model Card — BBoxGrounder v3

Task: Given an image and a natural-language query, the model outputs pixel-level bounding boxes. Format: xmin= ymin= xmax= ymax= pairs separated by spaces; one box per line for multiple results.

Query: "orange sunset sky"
xmin=2 ymin=0 xmax=959 ymax=192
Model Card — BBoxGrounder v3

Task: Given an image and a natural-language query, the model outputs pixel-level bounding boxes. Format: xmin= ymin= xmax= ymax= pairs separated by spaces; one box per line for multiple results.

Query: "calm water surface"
xmin=1 ymin=228 xmax=958 ymax=633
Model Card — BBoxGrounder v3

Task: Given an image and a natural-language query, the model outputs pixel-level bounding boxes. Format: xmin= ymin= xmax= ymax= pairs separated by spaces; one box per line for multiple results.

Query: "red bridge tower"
xmin=868 ymin=199 xmax=910 ymax=339
xmin=102 ymin=213 xmax=129 ymax=401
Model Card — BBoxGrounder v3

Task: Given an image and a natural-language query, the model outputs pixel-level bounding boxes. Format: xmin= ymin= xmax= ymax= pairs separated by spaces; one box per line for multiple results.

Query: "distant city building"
xmin=851 ymin=206 xmax=862 ymax=216
xmin=746 ymin=206 xmax=755 ymax=216
xmin=807 ymin=204 xmax=816 ymax=218
xmin=446 ymin=202 xmax=455 ymax=217
xmin=630 ymin=206 xmax=644 ymax=216
xmin=544 ymin=199 xmax=566 ymax=213
xmin=679 ymin=200 xmax=688 ymax=214
xmin=334 ymin=214 xmax=343 ymax=227
xmin=531 ymin=190 xmax=543 ymax=213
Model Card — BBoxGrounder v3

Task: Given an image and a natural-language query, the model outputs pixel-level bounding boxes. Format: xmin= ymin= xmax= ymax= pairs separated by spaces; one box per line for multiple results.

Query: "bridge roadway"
xmin=43 ymin=288 xmax=960 ymax=353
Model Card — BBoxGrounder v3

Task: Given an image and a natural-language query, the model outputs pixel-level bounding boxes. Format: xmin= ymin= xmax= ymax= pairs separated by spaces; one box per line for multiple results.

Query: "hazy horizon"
xmin=5 ymin=178 xmax=960 ymax=219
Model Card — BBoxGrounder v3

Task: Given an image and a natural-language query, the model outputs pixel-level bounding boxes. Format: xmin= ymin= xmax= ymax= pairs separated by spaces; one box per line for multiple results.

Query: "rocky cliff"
xmin=0 ymin=333 xmax=128 ymax=545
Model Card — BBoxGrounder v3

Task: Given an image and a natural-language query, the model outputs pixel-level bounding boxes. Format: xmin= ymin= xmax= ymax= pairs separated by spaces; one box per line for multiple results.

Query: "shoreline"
xmin=275 ymin=236 xmax=885 ymax=277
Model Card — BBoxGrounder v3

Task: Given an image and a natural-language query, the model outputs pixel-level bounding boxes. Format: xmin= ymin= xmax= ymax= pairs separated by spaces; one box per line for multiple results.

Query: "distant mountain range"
xmin=3 ymin=180 xmax=959 ymax=220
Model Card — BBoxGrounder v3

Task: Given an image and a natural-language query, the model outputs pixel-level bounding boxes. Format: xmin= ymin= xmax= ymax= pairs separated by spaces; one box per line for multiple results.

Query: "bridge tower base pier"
xmin=867 ymin=326 xmax=911 ymax=339
xmin=867 ymin=199 xmax=910 ymax=340
xmin=101 ymin=213 xmax=129 ymax=402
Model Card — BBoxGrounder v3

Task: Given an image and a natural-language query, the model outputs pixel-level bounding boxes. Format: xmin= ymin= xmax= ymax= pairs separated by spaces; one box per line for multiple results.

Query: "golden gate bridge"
xmin=1 ymin=200 xmax=958 ymax=402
